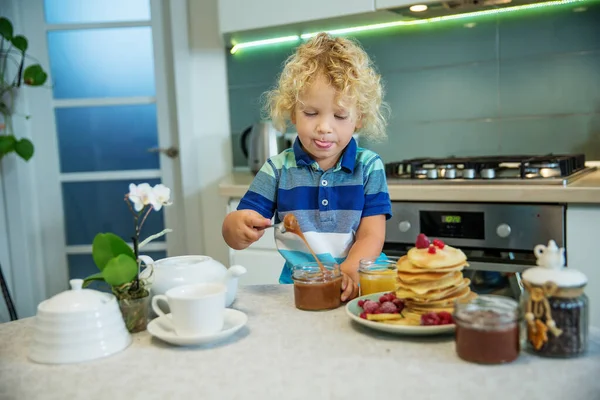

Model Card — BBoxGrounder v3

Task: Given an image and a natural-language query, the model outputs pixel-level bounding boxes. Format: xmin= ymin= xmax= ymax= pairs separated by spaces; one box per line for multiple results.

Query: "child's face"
xmin=292 ymin=74 xmax=362 ymax=171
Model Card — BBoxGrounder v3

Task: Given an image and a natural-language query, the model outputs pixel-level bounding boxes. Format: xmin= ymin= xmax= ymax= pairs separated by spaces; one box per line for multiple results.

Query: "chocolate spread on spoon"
xmin=283 ymin=214 xmax=326 ymax=273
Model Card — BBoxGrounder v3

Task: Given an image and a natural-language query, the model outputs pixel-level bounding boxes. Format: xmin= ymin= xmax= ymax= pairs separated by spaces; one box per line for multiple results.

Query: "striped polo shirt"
xmin=237 ymin=137 xmax=392 ymax=283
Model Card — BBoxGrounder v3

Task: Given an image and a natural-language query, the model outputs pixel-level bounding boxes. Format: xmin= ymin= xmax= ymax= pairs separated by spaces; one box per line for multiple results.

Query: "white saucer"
xmin=147 ymin=309 xmax=248 ymax=346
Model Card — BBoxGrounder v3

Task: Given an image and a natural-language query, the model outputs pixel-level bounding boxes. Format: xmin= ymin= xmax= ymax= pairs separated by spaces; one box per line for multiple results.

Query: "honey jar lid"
xmin=522 ymin=240 xmax=587 ymax=288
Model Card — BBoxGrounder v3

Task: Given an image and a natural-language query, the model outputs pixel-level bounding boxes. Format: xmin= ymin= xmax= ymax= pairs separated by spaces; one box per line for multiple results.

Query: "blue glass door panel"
xmin=55 ymin=104 xmax=160 ymax=173
xmin=62 ymin=179 xmax=165 ymax=246
xmin=44 ymin=0 xmax=151 ymax=24
xmin=47 ymin=27 xmax=156 ymax=99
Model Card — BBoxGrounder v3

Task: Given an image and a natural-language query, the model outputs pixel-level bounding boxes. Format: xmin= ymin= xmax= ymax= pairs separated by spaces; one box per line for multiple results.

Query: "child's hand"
xmin=340 ymin=272 xmax=359 ymax=302
xmin=222 ymin=210 xmax=272 ymax=250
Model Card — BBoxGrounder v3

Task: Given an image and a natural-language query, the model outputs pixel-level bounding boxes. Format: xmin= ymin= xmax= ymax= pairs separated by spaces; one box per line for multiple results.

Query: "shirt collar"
xmin=293 ymin=137 xmax=357 ymax=173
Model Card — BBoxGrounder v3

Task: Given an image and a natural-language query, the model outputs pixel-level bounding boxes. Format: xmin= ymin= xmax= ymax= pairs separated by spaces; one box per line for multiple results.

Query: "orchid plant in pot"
xmin=83 ymin=183 xmax=172 ymax=333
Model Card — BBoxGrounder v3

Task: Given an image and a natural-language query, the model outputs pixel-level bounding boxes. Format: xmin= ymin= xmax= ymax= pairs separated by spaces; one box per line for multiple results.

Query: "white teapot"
xmin=143 ymin=255 xmax=246 ymax=307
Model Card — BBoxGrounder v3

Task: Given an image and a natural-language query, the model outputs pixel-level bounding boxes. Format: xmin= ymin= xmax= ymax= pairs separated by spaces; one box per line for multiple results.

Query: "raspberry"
xmin=421 ymin=312 xmax=441 ymax=326
xmin=393 ymin=298 xmax=405 ymax=313
xmin=362 ymin=300 xmax=380 ymax=314
xmin=428 ymin=245 xmax=437 ymax=254
xmin=415 ymin=233 xmax=430 ymax=249
xmin=438 ymin=311 xmax=454 ymax=325
xmin=380 ymin=301 xmax=398 ymax=314
xmin=386 ymin=292 xmax=397 ymax=299
xmin=360 ymin=312 xmax=367 ymax=319
xmin=358 ymin=299 xmax=365 ymax=308
xmin=433 ymin=239 xmax=445 ymax=249
xmin=379 ymin=294 xmax=394 ymax=303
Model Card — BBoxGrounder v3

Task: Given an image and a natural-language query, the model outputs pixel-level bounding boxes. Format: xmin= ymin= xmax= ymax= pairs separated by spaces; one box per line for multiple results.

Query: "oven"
xmin=383 ymin=202 xmax=566 ymax=299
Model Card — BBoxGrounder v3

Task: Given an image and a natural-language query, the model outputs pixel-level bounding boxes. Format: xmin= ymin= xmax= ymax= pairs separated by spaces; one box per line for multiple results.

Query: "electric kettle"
xmin=240 ymin=121 xmax=286 ymax=174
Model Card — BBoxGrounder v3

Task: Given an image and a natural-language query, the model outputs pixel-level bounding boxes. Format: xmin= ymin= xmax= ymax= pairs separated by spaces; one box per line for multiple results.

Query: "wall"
xmin=0 ymin=0 xmax=47 ymax=321
xmin=169 ymin=0 xmax=233 ymax=266
xmin=226 ymin=2 xmax=600 ymax=166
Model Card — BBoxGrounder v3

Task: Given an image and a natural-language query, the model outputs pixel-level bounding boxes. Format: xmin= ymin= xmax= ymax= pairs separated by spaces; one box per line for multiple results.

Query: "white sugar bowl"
xmin=29 ymin=279 xmax=132 ymax=364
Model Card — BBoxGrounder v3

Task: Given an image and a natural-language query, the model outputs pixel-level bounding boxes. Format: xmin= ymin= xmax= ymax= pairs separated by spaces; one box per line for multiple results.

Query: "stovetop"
xmin=385 ymin=154 xmax=596 ymax=186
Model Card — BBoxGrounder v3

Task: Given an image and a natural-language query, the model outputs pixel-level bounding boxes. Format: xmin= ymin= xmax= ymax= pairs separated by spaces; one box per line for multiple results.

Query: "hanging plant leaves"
xmin=23 ymin=64 xmax=47 ymax=86
xmin=0 ymin=18 xmax=13 ymax=41
xmin=0 ymin=135 xmax=16 ymax=155
xmin=92 ymin=233 xmax=136 ymax=271
xmin=14 ymin=138 xmax=34 ymax=160
xmin=11 ymin=35 xmax=28 ymax=52
xmin=102 ymin=254 xmax=138 ymax=286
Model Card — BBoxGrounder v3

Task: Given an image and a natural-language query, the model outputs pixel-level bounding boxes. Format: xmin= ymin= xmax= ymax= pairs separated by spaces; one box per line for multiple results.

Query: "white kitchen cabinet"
xmin=232 ymin=249 xmax=284 ymax=285
xmin=218 ymin=0 xmax=375 ymax=34
xmin=375 ymin=0 xmax=438 ymax=10
xmin=227 ymin=199 xmax=285 ymax=285
xmin=566 ymin=205 xmax=600 ymax=328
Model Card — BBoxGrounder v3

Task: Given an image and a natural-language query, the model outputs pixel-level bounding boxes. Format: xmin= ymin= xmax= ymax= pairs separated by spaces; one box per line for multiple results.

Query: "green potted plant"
xmin=0 ymin=16 xmax=48 ymax=161
xmin=83 ymin=182 xmax=172 ymax=333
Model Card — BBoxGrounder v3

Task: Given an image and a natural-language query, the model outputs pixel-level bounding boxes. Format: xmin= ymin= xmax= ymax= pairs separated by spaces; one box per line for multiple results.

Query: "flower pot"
xmin=118 ymin=295 xmax=150 ymax=333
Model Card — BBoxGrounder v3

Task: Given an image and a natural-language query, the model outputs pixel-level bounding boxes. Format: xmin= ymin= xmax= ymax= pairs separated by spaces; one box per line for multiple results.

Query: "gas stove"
xmin=385 ymin=154 xmax=596 ymax=186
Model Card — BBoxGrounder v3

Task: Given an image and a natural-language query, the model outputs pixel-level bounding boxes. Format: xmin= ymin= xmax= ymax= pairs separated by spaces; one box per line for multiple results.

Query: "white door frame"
xmin=1 ymin=0 xmax=49 ymax=319
xmin=3 ymin=0 xmax=186 ymax=317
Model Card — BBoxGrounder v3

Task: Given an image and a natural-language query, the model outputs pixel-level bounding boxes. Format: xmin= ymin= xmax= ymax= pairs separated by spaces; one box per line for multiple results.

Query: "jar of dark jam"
xmin=454 ymin=295 xmax=521 ymax=365
xmin=521 ymin=240 xmax=589 ymax=358
xmin=292 ymin=263 xmax=342 ymax=311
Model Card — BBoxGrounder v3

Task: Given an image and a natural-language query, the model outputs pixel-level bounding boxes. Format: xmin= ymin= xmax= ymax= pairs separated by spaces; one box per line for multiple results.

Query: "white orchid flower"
xmin=150 ymin=184 xmax=172 ymax=211
xmin=128 ymin=183 xmax=155 ymax=212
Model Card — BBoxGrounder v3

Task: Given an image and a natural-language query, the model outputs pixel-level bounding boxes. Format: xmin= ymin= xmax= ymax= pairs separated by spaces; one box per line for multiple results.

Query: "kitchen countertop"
xmin=218 ymin=168 xmax=600 ymax=204
xmin=1 ymin=285 xmax=599 ymax=400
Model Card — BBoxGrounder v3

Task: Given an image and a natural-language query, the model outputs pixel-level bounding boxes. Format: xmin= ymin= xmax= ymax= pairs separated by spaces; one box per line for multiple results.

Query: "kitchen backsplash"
xmin=226 ymin=3 xmax=600 ymax=167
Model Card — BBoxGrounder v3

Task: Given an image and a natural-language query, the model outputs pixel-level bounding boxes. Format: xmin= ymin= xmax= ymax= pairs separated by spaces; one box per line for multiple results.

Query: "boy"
xmin=222 ymin=33 xmax=392 ymax=302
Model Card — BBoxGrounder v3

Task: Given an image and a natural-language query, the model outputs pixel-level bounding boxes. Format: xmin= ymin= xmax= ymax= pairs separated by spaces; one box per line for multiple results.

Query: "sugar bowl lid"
xmin=38 ymin=279 xmax=113 ymax=313
xmin=522 ymin=240 xmax=587 ymax=288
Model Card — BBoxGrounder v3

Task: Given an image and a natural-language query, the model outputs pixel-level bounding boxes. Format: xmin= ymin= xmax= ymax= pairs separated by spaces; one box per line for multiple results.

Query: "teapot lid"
xmin=39 ymin=279 xmax=113 ymax=313
xmin=522 ymin=240 xmax=587 ymax=288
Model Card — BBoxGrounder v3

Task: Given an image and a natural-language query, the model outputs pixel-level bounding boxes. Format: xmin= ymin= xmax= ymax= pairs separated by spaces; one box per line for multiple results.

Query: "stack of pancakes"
xmin=395 ymin=243 xmax=476 ymax=315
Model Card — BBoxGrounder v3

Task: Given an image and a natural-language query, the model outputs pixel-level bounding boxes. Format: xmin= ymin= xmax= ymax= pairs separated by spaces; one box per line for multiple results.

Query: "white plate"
xmin=346 ymin=292 xmax=455 ymax=336
xmin=147 ymin=308 xmax=247 ymax=346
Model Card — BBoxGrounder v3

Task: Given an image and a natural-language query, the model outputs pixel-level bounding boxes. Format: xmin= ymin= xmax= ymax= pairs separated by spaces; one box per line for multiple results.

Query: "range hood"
xmin=386 ymin=0 xmax=578 ymax=19
xmin=227 ymin=0 xmax=591 ymax=54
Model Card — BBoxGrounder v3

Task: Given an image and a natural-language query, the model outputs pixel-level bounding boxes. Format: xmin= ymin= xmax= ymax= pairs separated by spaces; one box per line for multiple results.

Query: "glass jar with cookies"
xmin=521 ymin=240 xmax=589 ymax=358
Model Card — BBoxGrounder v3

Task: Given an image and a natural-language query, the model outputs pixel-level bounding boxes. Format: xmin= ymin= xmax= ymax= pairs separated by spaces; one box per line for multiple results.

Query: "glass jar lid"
xmin=522 ymin=240 xmax=587 ymax=288
xmin=292 ymin=262 xmax=340 ymax=283
xmin=358 ymin=257 xmax=397 ymax=274
xmin=454 ymin=295 xmax=519 ymax=326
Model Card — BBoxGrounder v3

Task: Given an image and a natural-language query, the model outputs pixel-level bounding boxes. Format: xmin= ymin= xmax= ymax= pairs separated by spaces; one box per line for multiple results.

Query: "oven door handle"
xmin=466 ymin=261 xmax=532 ymax=274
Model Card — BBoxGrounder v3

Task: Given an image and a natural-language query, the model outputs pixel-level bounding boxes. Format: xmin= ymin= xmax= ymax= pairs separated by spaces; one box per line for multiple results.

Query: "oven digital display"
xmin=420 ymin=211 xmax=484 ymax=239
xmin=441 ymin=215 xmax=462 ymax=224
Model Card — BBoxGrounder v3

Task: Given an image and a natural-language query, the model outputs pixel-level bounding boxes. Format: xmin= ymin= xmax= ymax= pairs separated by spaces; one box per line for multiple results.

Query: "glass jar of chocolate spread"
xmin=454 ymin=295 xmax=521 ymax=365
xmin=292 ymin=262 xmax=342 ymax=311
xmin=359 ymin=257 xmax=398 ymax=296
xmin=521 ymin=240 xmax=589 ymax=358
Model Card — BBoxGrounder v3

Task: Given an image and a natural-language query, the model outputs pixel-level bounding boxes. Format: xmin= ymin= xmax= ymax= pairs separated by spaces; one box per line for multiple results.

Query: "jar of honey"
xmin=454 ymin=295 xmax=521 ymax=365
xmin=292 ymin=262 xmax=342 ymax=311
xmin=359 ymin=257 xmax=398 ymax=296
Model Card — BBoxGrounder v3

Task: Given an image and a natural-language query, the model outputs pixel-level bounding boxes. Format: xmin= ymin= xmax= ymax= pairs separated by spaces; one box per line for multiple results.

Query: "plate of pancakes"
xmin=346 ymin=293 xmax=456 ymax=335
xmin=346 ymin=235 xmax=477 ymax=336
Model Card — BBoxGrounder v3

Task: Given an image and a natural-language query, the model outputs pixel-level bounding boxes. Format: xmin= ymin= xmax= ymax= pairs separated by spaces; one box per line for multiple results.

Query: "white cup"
xmin=151 ymin=283 xmax=226 ymax=336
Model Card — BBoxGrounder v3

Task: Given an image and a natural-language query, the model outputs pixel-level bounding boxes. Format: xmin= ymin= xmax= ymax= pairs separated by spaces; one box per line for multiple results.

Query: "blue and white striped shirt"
xmin=237 ymin=138 xmax=392 ymax=283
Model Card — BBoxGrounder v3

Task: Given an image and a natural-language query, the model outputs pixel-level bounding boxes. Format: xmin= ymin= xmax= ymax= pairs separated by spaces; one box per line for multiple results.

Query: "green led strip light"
xmin=230 ymin=0 xmax=589 ymax=54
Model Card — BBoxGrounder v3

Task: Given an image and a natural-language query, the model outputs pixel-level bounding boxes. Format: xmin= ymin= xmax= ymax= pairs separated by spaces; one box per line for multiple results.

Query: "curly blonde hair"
xmin=263 ymin=33 xmax=388 ymax=141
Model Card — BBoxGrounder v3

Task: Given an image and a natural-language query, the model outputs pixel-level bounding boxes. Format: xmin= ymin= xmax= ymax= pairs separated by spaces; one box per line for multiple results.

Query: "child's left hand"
xmin=340 ymin=272 xmax=359 ymax=302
